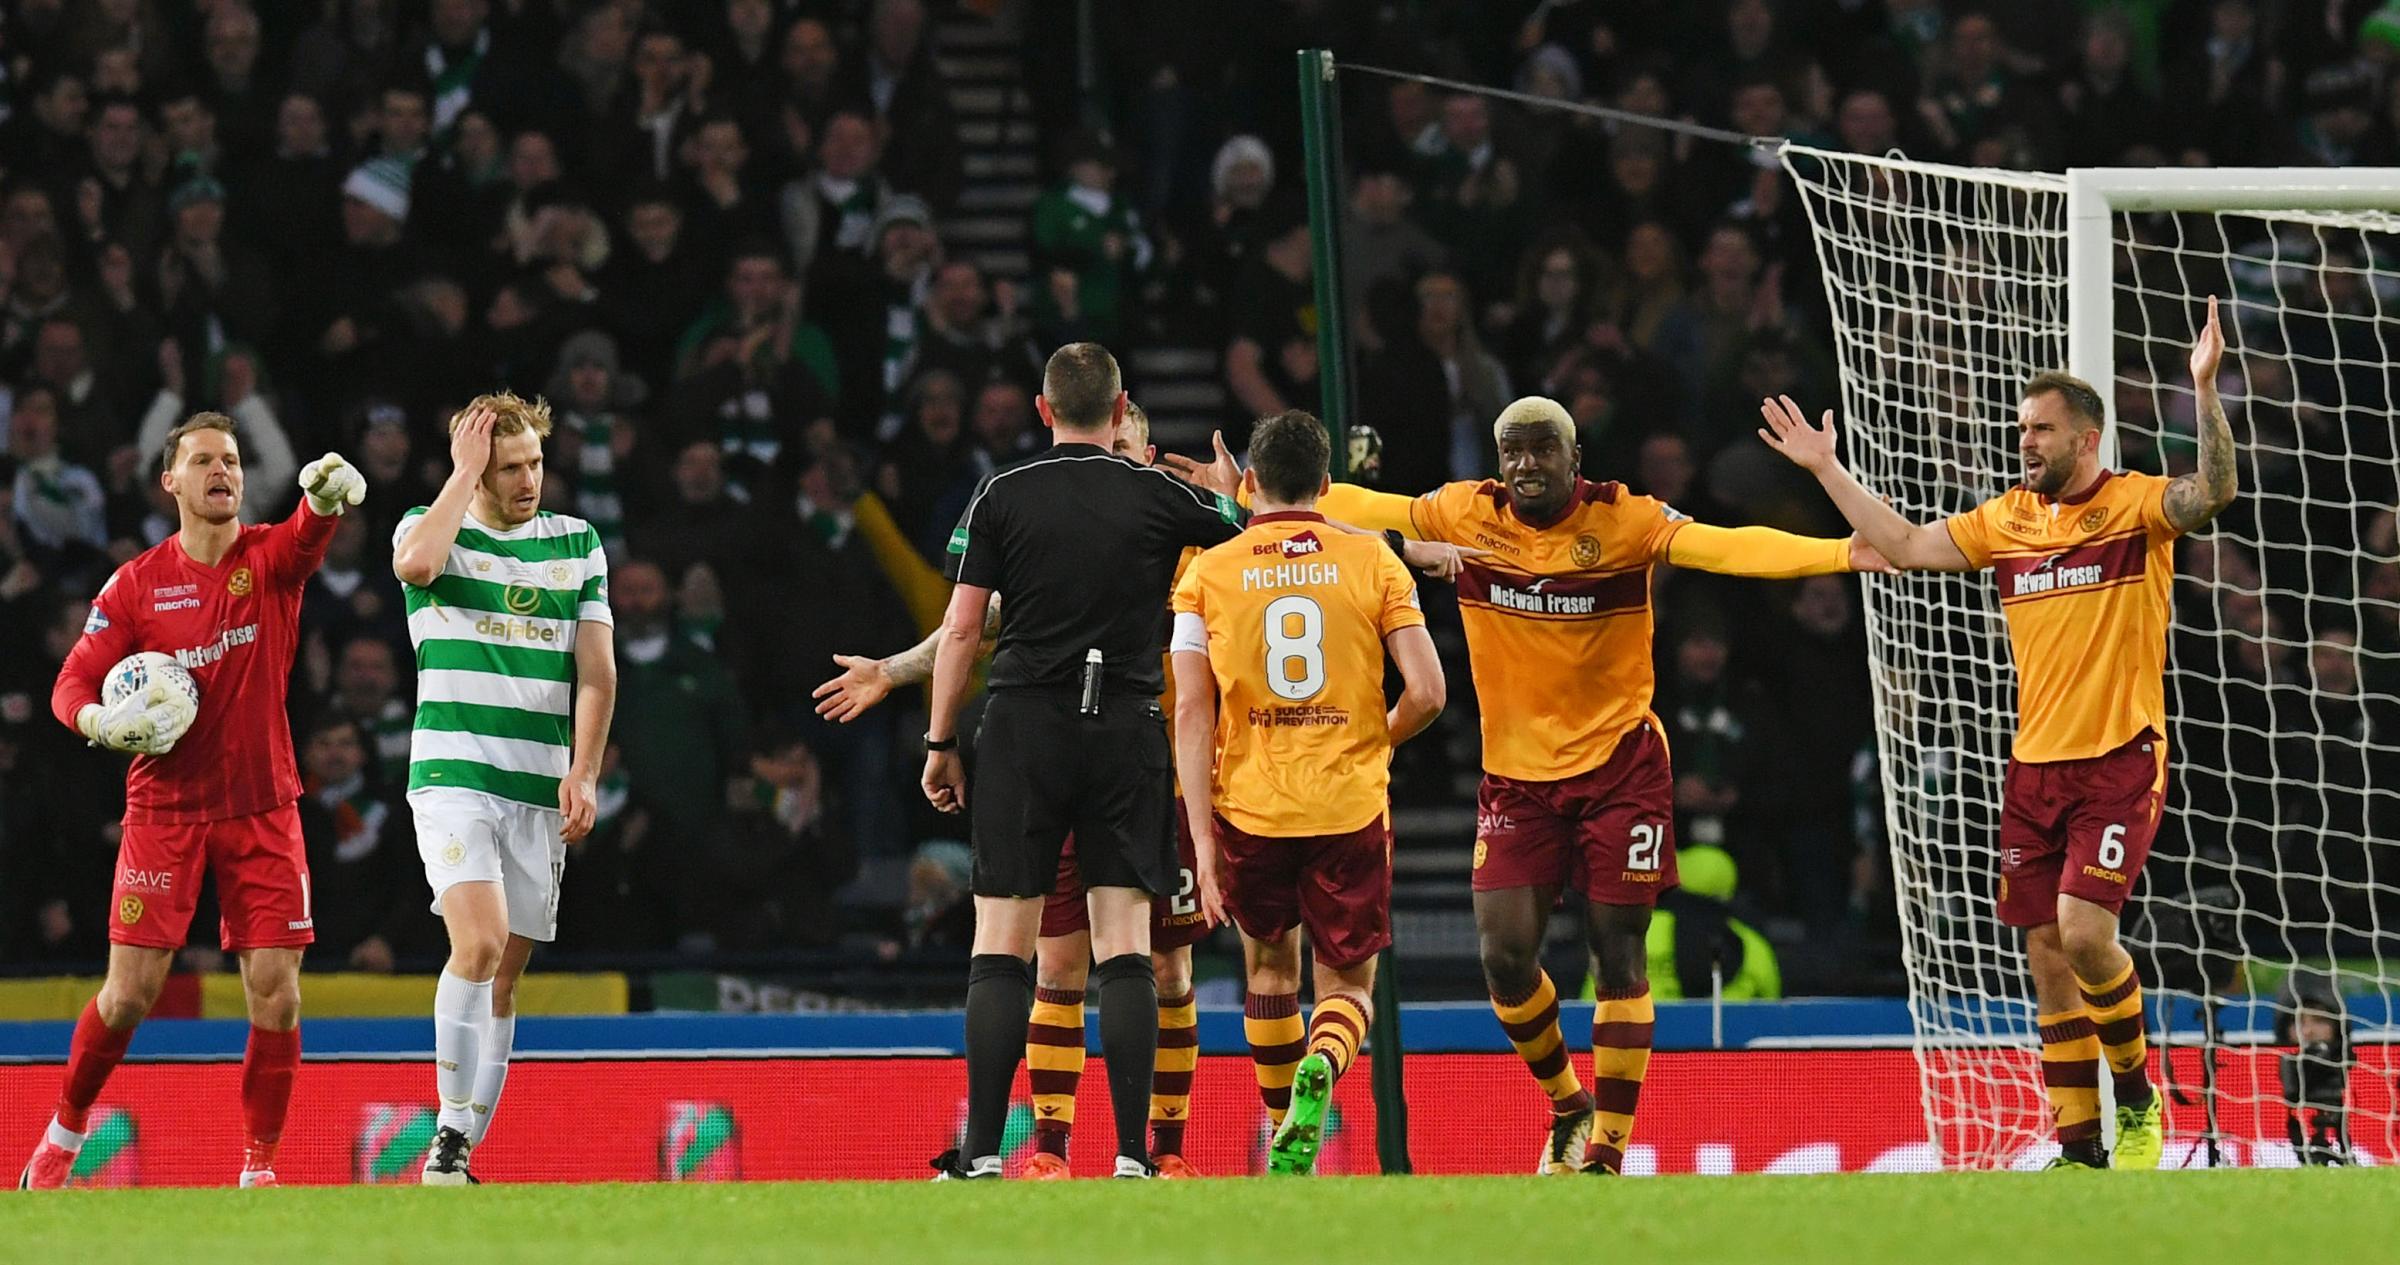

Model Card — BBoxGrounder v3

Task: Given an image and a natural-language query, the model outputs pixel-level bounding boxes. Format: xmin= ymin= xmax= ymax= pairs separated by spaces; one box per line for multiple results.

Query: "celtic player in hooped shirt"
xmin=1757 ymin=296 xmax=2239 ymax=1170
xmin=1168 ymin=396 xmax=1888 ymax=1175
xmin=393 ymin=392 xmax=618 ymax=1185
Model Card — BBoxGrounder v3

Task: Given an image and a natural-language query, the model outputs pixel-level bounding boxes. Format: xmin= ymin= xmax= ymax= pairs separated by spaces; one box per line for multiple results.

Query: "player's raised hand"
xmin=449 ymin=405 xmax=496 ymax=483
xmin=1402 ymin=540 xmax=1492 ymax=580
xmin=1846 ymin=534 xmax=1898 ymax=574
xmin=298 ymin=451 xmax=367 ymax=515
xmin=559 ymin=768 xmax=599 ymax=842
xmin=1158 ymin=429 xmax=1241 ymax=498
xmin=2190 ymin=294 xmax=2224 ymax=388
xmin=923 ymin=749 xmax=967 ymax=814
xmin=1757 ymin=395 xmax=1840 ymax=473
xmin=812 ymin=653 xmax=892 ymax=722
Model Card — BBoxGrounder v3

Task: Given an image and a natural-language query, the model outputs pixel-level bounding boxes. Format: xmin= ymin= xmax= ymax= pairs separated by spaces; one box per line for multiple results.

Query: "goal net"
xmin=1783 ymin=146 xmax=2400 ymax=1168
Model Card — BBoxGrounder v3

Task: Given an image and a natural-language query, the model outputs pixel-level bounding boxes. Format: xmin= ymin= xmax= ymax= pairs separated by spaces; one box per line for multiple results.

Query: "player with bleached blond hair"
xmin=392 ymin=392 xmax=619 ymax=1184
xmin=1167 ymin=397 xmax=1888 ymax=1174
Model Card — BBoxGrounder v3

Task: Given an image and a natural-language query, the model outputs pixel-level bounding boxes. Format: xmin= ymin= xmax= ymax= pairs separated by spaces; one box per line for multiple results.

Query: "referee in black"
xmin=923 ymin=343 xmax=1244 ymax=1180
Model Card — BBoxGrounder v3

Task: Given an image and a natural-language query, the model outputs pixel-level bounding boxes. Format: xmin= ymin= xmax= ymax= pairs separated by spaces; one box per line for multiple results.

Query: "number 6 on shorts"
xmin=2097 ymin=823 xmax=2125 ymax=870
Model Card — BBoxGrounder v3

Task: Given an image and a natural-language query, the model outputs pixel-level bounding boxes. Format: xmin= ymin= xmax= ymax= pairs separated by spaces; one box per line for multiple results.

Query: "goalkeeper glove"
xmin=76 ymin=688 xmax=197 ymax=756
xmin=299 ymin=451 xmax=367 ymax=516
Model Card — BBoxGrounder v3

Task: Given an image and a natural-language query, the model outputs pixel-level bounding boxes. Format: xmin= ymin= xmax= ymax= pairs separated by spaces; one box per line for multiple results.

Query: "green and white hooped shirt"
xmin=393 ymin=508 xmax=611 ymax=808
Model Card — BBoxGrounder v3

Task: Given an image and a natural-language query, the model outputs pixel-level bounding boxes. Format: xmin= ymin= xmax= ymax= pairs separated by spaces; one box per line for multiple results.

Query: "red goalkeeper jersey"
xmin=51 ymin=504 xmax=337 ymax=824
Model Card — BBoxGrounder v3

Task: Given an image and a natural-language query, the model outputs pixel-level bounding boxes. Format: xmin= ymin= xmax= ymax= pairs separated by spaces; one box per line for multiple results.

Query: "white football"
xmin=103 ymin=651 xmax=201 ymax=715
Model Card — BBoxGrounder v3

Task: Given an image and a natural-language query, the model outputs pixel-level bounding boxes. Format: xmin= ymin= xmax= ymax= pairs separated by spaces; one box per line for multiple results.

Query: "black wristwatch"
xmin=1383 ymin=529 xmax=1408 ymax=558
xmin=924 ymin=735 xmax=958 ymax=752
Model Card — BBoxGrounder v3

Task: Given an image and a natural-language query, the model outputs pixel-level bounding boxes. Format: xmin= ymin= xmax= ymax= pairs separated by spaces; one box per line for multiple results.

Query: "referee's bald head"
xmin=1038 ymin=342 xmax=1126 ymax=437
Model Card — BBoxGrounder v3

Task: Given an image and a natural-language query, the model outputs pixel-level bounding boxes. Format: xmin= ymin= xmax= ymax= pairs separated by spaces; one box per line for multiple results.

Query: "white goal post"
xmin=1784 ymin=148 xmax=2400 ymax=1169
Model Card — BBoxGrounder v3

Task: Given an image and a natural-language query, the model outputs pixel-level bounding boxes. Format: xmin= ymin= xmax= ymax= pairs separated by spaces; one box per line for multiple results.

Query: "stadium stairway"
xmin=930 ymin=6 xmax=1230 ymax=451
xmin=1126 ymin=343 xmax=1227 ymax=452
xmin=932 ymin=5 xmax=1038 ymax=284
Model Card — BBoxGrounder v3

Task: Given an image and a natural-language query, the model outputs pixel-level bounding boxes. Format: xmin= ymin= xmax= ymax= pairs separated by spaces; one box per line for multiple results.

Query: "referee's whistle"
xmin=1079 ymin=649 xmax=1103 ymax=716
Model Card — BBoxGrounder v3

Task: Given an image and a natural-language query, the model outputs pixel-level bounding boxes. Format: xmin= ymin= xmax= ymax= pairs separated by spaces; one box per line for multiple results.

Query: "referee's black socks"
xmin=963 ymin=953 xmax=1035 ymax=1162
xmin=1093 ymin=952 xmax=1158 ymax=1165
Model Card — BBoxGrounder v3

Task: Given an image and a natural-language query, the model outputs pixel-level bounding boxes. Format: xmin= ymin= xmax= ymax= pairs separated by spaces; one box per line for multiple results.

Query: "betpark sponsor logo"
xmin=660 ymin=1101 xmax=741 ymax=1181
xmin=1254 ymin=531 xmax=1325 ymax=557
xmin=68 ymin=1108 xmax=139 ymax=1187
xmin=354 ymin=1103 xmax=439 ymax=1183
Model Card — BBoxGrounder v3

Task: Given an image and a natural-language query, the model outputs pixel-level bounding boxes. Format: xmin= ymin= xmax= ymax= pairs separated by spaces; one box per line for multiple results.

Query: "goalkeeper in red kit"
xmin=18 ymin=413 xmax=366 ymax=1190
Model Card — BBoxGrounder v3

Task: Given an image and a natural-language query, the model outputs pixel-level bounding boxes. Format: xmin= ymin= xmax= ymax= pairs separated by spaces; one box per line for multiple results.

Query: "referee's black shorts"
xmin=970 ymin=689 xmax=1176 ymax=899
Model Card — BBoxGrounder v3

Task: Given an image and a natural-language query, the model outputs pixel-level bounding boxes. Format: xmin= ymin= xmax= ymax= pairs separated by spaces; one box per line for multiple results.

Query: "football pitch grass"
xmin=7 ymin=1168 xmax=2385 ymax=1264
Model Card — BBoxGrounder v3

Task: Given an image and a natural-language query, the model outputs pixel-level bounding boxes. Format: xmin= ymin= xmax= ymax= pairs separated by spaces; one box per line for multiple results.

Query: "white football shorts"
xmin=409 ymin=786 xmax=566 ymax=942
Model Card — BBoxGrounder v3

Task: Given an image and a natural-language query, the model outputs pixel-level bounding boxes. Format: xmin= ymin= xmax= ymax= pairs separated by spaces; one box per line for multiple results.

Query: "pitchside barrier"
xmin=1 ymin=997 xmax=2388 ymax=1183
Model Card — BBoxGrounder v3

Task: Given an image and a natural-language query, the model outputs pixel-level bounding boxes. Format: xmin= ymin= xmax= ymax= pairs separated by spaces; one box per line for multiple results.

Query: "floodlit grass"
xmin=7 ymin=1168 xmax=2380 ymax=1264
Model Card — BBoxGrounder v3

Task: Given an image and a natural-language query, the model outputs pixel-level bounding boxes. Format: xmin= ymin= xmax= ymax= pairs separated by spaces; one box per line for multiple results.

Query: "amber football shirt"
xmin=1945 ymin=470 xmax=2183 ymax=764
xmin=1172 ymin=511 xmax=1424 ymax=836
xmin=1410 ymin=479 xmax=1687 ymax=782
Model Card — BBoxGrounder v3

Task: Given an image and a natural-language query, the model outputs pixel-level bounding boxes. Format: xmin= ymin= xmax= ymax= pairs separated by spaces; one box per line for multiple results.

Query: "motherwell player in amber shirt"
xmin=1760 ymin=296 xmax=2239 ymax=1170
xmin=1169 ymin=411 xmax=1445 ymax=1176
xmin=1169 ymin=397 xmax=1882 ymax=1175
xmin=22 ymin=414 xmax=367 ymax=1190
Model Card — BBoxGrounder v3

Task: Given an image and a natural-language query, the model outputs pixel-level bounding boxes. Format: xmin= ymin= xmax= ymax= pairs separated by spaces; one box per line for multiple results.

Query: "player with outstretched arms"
xmin=22 ymin=414 xmax=366 ymax=1189
xmin=814 ymin=405 xmax=1221 ymax=1177
xmin=1169 ymin=397 xmax=1888 ymax=1174
xmin=1757 ymin=297 xmax=2238 ymax=1169
xmin=815 ymin=403 xmax=1471 ymax=1176
xmin=391 ymin=393 xmax=618 ymax=1184
xmin=1168 ymin=409 xmax=1446 ymax=1176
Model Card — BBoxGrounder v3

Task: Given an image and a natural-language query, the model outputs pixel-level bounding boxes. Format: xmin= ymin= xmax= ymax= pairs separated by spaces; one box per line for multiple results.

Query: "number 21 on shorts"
xmin=1168 ymin=866 xmax=1198 ymax=916
xmin=1627 ymin=823 xmax=1665 ymax=871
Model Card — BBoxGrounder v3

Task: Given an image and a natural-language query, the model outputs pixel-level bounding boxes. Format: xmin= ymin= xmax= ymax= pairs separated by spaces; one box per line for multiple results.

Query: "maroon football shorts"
xmin=1039 ymin=799 xmax=1209 ymax=951
xmin=1214 ymin=813 xmax=1393 ymax=971
xmin=1997 ymin=729 xmax=2167 ymax=927
xmin=1472 ymin=720 xmax=1677 ymax=906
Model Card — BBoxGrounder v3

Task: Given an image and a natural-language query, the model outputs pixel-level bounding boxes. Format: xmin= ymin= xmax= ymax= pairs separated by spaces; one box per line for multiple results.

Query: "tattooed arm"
xmin=813 ymin=593 xmax=1001 ymax=721
xmin=2163 ymin=296 xmax=2238 ymax=533
xmin=888 ymin=594 xmax=1003 ymax=685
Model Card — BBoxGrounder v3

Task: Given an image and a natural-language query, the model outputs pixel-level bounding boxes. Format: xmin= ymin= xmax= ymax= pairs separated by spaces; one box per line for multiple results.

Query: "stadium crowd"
xmin=0 ymin=0 xmax=2394 ymax=990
